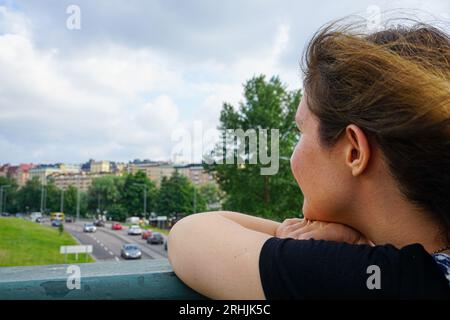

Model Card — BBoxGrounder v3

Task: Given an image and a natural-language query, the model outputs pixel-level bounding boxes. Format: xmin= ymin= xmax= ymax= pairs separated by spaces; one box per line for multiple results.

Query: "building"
xmin=89 ymin=160 xmax=111 ymax=174
xmin=129 ymin=162 xmax=175 ymax=187
xmin=28 ymin=164 xmax=79 ymax=184
xmin=175 ymin=163 xmax=215 ymax=186
xmin=51 ymin=172 xmax=113 ymax=192
xmin=130 ymin=162 xmax=215 ymax=187
xmin=0 ymin=163 xmax=36 ymax=187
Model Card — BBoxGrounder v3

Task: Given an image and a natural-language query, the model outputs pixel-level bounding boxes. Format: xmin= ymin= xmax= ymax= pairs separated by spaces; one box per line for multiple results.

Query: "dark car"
xmin=121 ymin=244 xmax=142 ymax=260
xmin=65 ymin=217 xmax=73 ymax=223
xmin=147 ymin=232 xmax=164 ymax=245
xmin=94 ymin=220 xmax=105 ymax=227
xmin=51 ymin=220 xmax=62 ymax=227
xmin=0 ymin=212 xmax=10 ymax=217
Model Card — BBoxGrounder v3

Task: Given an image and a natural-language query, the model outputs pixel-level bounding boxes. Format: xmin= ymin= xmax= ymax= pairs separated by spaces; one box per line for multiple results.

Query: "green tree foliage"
xmin=122 ymin=170 xmax=157 ymax=217
xmin=156 ymin=171 xmax=206 ymax=217
xmin=199 ymin=183 xmax=222 ymax=210
xmin=63 ymin=185 xmax=88 ymax=218
xmin=87 ymin=175 xmax=124 ymax=215
xmin=15 ymin=177 xmax=41 ymax=212
xmin=0 ymin=176 xmax=18 ymax=213
xmin=204 ymin=75 xmax=304 ymax=221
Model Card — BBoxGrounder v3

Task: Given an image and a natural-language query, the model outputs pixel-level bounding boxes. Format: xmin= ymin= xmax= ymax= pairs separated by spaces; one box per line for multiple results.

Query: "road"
xmin=62 ymin=220 xmax=168 ymax=262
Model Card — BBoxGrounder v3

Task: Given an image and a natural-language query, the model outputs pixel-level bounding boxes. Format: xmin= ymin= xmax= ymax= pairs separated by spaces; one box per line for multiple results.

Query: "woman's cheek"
xmin=290 ymin=143 xmax=303 ymax=186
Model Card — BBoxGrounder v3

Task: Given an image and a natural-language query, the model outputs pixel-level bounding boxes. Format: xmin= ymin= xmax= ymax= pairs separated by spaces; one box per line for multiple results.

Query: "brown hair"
xmin=302 ymin=17 xmax=450 ymax=241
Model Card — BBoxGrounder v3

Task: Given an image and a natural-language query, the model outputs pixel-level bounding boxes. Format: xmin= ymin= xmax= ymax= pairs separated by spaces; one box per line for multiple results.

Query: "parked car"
xmin=65 ymin=217 xmax=73 ymax=223
xmin=51 ymin=219 xmax=62 ymax=227
xmin=0 ymin=212 xmax=10 ymax=217
xmin=30 ymin=212 xmax=42 ymax=222
xmin=120 ymin=244 xmax=142 ymax=260
xmin=94 ymin=220 xmax=105 ymax=227
xmin=141 ymin=230 xmax=153 ymax=240
xmin=111 ymin=222 xmax=122 ymax=230
xmin=127 ymin=225 xmax=142 ymax=236
xmin=147 ymin=232 xmax=164 ymax=245
xmin=83 ymin=223 xmax=97 ymax=233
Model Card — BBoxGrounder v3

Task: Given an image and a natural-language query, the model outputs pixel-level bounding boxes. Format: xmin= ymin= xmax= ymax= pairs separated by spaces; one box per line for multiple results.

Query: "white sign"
xmin=60 ymin=245 xmax=93 ymax=254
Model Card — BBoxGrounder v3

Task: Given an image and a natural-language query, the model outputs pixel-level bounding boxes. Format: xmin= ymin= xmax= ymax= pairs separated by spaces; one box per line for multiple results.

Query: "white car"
xmin=83 ymin=223 xmax=97 ymax=233
xmin=128 ymin=225 xmax=142 ymax=235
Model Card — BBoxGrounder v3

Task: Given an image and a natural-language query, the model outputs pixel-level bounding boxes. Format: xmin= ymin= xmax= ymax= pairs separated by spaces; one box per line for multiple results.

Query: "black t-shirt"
xmin=259 ymin=237 xmax=450 ymax=299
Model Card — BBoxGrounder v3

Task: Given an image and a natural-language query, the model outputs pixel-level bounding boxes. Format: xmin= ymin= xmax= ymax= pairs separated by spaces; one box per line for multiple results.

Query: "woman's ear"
xmin=344 ymin=124 xmax=371 ymax=176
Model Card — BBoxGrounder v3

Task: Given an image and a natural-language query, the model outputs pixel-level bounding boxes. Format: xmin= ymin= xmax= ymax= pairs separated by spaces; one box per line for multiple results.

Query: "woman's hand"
xmin=275 ymin=218 xmax=373 ymax=245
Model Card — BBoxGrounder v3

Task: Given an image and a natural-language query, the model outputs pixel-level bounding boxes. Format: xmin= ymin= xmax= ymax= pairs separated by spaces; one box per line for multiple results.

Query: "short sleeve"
xmin=258 ymin=237 xmax=450 ymax=299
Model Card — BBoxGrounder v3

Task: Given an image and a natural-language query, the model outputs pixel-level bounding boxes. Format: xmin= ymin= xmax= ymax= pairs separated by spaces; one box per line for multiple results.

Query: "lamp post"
xmin=133 ymin=183 xmax=148 ymax=218
xmin=60 ymin=189 xmax=65 ymax=213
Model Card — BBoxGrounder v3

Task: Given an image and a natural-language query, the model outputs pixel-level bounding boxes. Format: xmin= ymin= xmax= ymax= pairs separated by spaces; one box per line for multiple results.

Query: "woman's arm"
xmin=168 ymin=211 xmax=273 ymax=299
xmin=215 ymin=211 xmax=281 ymax=236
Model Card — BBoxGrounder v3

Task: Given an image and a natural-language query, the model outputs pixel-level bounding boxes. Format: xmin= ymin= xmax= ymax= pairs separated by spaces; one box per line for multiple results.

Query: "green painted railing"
xmin=0 ymin=259 xmax=207 ymax=300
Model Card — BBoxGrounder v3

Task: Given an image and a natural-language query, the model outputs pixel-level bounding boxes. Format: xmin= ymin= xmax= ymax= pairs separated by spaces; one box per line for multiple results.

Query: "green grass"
xmin=0 ymin=218 xmax=95 ymax=267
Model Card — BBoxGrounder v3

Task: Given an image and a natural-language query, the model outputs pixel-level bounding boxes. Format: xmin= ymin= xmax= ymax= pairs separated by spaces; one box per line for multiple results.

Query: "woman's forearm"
xmin=208 ymin=211 xmax=281 ymax=236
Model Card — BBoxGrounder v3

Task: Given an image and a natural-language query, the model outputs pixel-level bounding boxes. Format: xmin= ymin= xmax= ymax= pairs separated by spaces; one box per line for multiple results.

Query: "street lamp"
xmin=0 ymin=185 xmax=11 ymax=213
xmin=60 ymin=189 xmax=65 ymax=213
xmin=133 ymin=183 xmax=148 ymax=218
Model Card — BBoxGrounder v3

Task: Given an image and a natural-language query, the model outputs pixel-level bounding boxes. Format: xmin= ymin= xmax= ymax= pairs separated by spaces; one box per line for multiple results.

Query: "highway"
xmin=62 ymin=220 xmax=168 ymax=261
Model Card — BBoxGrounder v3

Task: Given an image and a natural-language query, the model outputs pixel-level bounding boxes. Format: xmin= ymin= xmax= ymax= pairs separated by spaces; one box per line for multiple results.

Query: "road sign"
xmin=60 ymin=245 xmax=93 ymax=263
xmin=60 ymin=245 xmax=93 ymax=254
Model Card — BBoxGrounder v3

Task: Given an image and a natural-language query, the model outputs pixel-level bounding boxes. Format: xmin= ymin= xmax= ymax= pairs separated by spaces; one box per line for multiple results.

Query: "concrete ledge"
xmin=0 ymin=259 xmax=207 ymax=300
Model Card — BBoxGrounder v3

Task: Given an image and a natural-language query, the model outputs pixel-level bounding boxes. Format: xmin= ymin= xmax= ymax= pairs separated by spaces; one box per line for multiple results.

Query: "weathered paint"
xmin=0 ymin=258 xmax=207 ymax=300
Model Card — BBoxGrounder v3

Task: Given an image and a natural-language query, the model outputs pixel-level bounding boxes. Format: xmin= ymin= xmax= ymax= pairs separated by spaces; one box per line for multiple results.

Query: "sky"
xmin=0 ymin=0 xmax=448 ymax=165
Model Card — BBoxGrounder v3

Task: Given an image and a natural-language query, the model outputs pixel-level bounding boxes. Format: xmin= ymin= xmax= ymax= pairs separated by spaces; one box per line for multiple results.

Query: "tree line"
xmin=0 ymin=170 xmax=221 ymax=221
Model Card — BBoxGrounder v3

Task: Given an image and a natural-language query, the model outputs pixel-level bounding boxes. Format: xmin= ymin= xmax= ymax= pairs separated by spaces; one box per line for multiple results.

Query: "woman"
xmin=168 ymin=18 xmax=450 ymax=299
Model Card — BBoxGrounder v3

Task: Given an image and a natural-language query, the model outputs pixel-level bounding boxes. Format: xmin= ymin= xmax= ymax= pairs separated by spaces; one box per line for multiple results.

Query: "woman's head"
xmin=291 ymin=18 xmax=450 ymax=240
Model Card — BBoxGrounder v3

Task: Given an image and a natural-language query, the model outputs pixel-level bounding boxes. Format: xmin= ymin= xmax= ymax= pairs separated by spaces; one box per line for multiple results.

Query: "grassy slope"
xmin=0 ymin=218 xmax=95 ymax=267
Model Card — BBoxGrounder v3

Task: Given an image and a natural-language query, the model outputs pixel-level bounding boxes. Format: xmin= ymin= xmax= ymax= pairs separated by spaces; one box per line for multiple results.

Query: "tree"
xmin=156 ymin=171 xmax=206 ymax=217
xmin=16 ymin=176 xmax=41 ymax=213
xmin=0 ymin=176 xmax=18 ymax=213
xmin=87 ymin=175 xmax=124 ymax=217
xmin=64 ymin=185 xmax=88 ymax=218
xmin=122 ymin=171 xmax=157 ymax=217
xmin=204 ymin=75 xmax=304 ymax=221
xmin=199 ymin=183 xmax=222 ymax=210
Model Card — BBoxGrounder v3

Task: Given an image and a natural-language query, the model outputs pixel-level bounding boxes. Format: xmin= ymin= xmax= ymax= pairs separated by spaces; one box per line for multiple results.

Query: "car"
xmin=147 ymin=232 xmax=164 ymax=245
xmin=120 ymin=244 xmax=142 ymax=260
xmin=65 ymin=217 xmax=73 ymax=223
xmin=35 ymin=217 xmax=42 ymax=223
xmin=51 ymin=220 xmax=62 ymax=227
xmin=127 ymin=225 xmax=142 ymax=236
xmin=141 ymin=230 xmax=153 ymax=240
xmin=94 ymin=220 xmax=105 ymax=227
xmin=111 ymin=222 xmax=122 ymax=230
xmin=0 ymin=212 xmax=10 ymax=217
xmin=83 ymin=223 xmax=97 ymax=233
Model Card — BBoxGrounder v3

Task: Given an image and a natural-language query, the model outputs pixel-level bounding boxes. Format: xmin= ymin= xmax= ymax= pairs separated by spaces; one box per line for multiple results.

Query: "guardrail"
xmin=0 ymin=258 xmax=207 ymax=300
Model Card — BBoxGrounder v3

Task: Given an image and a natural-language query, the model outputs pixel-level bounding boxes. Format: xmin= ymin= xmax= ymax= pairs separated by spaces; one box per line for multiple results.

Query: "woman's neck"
xmin=349 ymin=179 xmax=447 ymax=254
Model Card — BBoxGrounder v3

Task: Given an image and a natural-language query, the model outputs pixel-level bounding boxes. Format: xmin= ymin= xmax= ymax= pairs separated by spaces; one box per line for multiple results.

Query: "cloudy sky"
xmin=0 ymin=0 xmax=448 ymax=165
